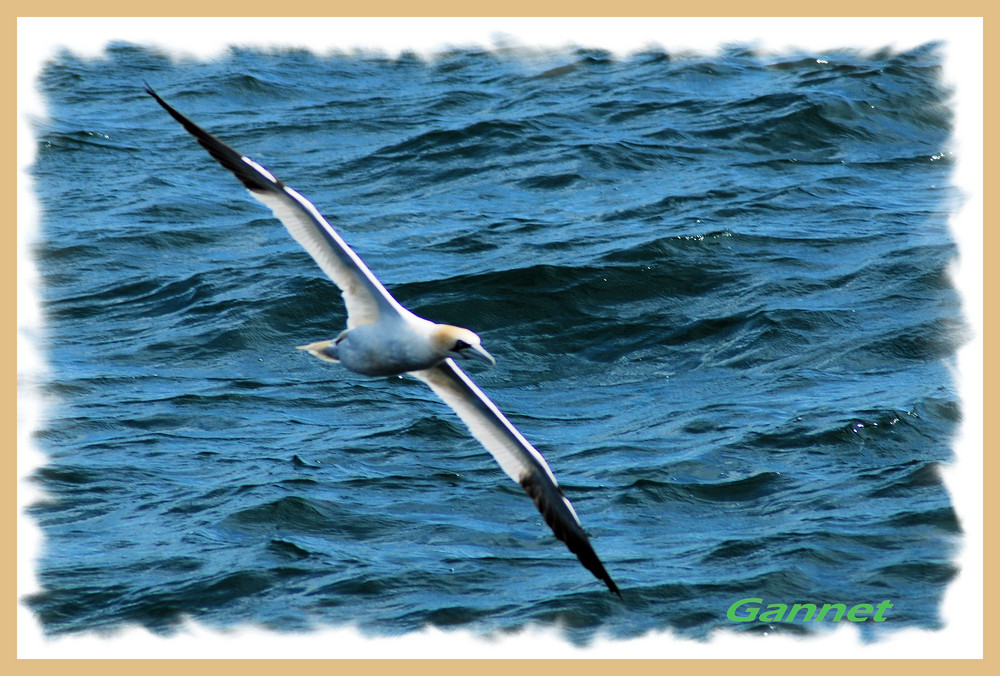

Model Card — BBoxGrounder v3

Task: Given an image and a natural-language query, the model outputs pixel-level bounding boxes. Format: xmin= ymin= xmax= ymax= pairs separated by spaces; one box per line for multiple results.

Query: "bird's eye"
xmin=453 ymin=339 xmax=471 ymax=351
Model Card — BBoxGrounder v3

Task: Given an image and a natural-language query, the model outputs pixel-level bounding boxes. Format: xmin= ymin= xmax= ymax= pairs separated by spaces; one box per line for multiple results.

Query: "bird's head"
xmin=433 ymin=325 xmax=496 ymax=367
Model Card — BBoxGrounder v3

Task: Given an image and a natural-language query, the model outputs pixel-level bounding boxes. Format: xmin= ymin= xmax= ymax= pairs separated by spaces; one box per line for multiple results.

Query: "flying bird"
xmin=146 ymin=86 xmax=620 ymax=597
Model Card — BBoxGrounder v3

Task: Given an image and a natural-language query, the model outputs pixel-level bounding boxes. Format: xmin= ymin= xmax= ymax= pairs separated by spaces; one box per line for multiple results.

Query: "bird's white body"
xmin=302 ymin=315 xmax=489 ymax=377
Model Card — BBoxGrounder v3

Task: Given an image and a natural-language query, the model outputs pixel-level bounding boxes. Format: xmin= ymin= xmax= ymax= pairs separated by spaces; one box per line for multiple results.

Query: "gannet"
xmin=146 ymin=86 xmax=621 ymax=597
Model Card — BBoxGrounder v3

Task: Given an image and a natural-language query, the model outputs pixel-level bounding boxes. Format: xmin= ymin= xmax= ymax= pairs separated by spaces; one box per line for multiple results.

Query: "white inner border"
xmin=17 ymin=16 xmax=984 ymax=660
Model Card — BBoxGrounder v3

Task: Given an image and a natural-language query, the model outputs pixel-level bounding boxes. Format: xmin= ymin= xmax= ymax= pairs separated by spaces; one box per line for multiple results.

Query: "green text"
xmin=727 ymin=597 xmax=893 ymax=623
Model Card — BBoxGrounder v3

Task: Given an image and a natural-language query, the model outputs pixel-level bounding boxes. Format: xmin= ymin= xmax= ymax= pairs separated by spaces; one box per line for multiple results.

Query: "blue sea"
xmin=24 ymin=41 xmax=964 ymax=644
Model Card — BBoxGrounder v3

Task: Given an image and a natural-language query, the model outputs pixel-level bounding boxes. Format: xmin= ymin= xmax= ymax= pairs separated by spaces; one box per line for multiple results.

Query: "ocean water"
xmin=23 ymin=42 xmax=964 ymax=644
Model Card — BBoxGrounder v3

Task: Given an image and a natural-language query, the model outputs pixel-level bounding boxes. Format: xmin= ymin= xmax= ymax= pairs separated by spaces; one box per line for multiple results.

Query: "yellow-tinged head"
xmin=433 ymin=325 xmax=496 ymax=366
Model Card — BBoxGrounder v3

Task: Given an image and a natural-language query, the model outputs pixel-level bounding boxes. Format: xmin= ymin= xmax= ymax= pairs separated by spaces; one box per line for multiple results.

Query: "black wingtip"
xmin=567 ymin=531 xmax=623 ymax=598
xmin=144 ymin=83 xmax=283 ymax=194
xmin=605 ymin=571 xmax=623 ymax=599
xmin=562 ymin=523 xmax=620 ymax=596
xmin=571 ymin=532 xmax=622 ymax=598
xmin=520 ymin=474 xmax=622 ymax=598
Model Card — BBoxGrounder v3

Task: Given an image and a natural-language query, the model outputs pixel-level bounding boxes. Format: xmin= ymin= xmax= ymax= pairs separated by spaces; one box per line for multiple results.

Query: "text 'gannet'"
xmin=146 ymin=86 xmax=621 ymax=597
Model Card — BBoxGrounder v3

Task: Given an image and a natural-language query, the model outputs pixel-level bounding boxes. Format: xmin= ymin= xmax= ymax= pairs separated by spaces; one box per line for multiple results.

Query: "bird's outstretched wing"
xmin=412 ymin=359 xmax=621 ymax=597
xmin=145 ymin=86 xmax=404 ymax=329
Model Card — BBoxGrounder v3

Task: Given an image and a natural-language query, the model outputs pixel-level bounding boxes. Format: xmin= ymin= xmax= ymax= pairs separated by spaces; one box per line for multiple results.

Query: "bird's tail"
xmin=297 ymin=339 xmax=340 ymax=363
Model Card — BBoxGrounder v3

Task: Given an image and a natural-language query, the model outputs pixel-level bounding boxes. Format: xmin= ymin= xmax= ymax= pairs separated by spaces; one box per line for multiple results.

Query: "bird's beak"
xmin=465 ymin=343 xmax=496 ymax=366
